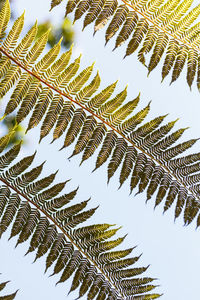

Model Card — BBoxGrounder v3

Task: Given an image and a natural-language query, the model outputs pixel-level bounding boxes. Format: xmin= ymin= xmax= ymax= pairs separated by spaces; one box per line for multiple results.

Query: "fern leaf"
xmin=94 ymin=130 xmax=117 ymax=171
xmin=53 ymin=0 xmax=200 ymax=87
xmin=69 ymin=115 xmax=97 ymax=158
xmin=138 ymin=26 xmax=159 ymax=66
xmin=0 ymin=0 xmax=10 ymax=41
xmin=55 ymin=199 xmax=89 ymax=222
xmin=0 ymin=142 xmax=21 ymax=171
xmin=33 ymin=39 xmax=62 ymax=74
xmin=75 ymin=71 xmax=101 ymax=103
xmin=9 ymin=201 xmax=31 ymax=240
xmin=163 ymin=181 xmax=179 ymax=213
xmin=94 ymin=0 xmax=117 ymax=34
xmin=57 ymin=250 xmax=82 ymax=284
xmin=2 ymin=152 xmax=36 ymax=182
xmin=34 ymin=224 xmax=57 ymax=261
xmin=105 ymin=5 xmax=129 ymax=45
xmin=0 ymin=186 xmax=10 ymax=217
xmin=130 ymin=152 xmax=147 ymax=193
xmin=171 ymin=45 xmax=188 ymax=84
xmin=120 ymin=101 xmax=150 ymax=134
xmin=80 ymin=123 xmax=107 ymax=164
xmin=44 ymin=188 xmax=79 ymax=212
xmin=32 ymin=181 xmax=67 ymax=204
xmin=0 ymin=281 xmax=9 ymax=292
xmin=104 ymin=255 xmax=141 ymax=271
xmin=66 ymin=63 xmax=94 ymax=95
xmin=73 ymin=0 xmax=92 ymax=23
xmin=139 ymin=119 xmax=178 ymax=151
xmin=107 ymin=138 xmax=127 ymax=183
xmin=13 ymin=21 xmax=38 ymax=61
xmin=2 ymin=12 xmax=24 ymax=52
xmin=61 ymin=108 xmax=86 ymax=148
xmin=25 ymin=217 xmax=50 ymax=255
xmin=114 ymin=10 xmax=138 ymax=50
xmin=97 ymin=85 xmax=127 ymax=118
xmin=39 ymin=94 xmax=64 ymax=142
xmin=86 ymin=80 xmax=117 ymax=110
xmin=0 ymin=64 xmax=21 ymax=98
xmin=0 ymin=131 xmax=13 ymax=153
xmin=125 ymin=18 xmax=149 ymax=58
xmin=98 ymin=247 xmax=133 ymax=263
xmin=0 ymin=193 xmax=20 ymax=238
xmin=26 ymin=88 xmax=53 ymax=132
xmin=0 ymin=56 xmax=11 ymax=78
xmin=109 ymin=93 xmax=139 ymax=127
xmin=146 ymin=166 xmax=164 ymax=201
xmin=66 ymin=0 xmax=80 ymax=14
xmin=68 ymin=258 xmax=89 ymax=294
xmin=46 ymin=45 xmax=73 ymax=81
xmin=4 ymin=72 xmax=33 ymax=116
xmin=119 ymin=146 xmax=137 ymax=188
xmin=2 ymin=9 xmax=200 ymax=287
xmin=52 ymin=242 xmax=74 ymax=276
xmin=148 ymin=32 xmax=169 ymax=75
xmin=52 ymin=101 xmax=75 ymax=142
xmin=45 ymin=233 xmax=66 ymax=272
xmin=25 ymin=30 xmax=50 ymax=66
xmin=24 ymin=171 xmax=57 ymax=195
xmin=50 ymin=0 xmax=64 ymax=10
xmin=65 ymin=207 xmax=98 ymax=228
xmin=16 ymin=77 xmax=42 ymax=123
xmin=0 ymin=290 xmax=18 ymax=300
xmin=83 ymin=0 xmax=106 ymax=30
xmin=15 ymin=209 xmax=40 ymax=246
xmin=56 ymin=54 xmax=82 ymax=89
xmin=187 ymin=47 xmax=198 ymax=89
xmin=161 ymin=39 xmax=179 ymax=82
xmin=113 ymin=265 xmax=149 ymax=279
xmin=13 ymin=162 xmax=45 ymax=190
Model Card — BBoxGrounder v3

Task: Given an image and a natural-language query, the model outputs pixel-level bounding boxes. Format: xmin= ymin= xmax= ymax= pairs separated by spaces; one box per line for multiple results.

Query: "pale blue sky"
xmin=1 ymin=0 xmax=200 ymax=299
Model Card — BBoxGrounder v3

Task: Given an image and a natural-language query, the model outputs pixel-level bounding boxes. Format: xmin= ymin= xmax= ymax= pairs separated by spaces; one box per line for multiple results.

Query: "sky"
xmin=1 ymin=0 xmax=200 ymax=299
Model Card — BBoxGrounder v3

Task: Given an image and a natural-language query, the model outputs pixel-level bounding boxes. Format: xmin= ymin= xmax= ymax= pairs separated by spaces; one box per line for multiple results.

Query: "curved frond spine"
xmin=2 ymin=7 xmax=200 ymax=237
xmin=0 ymin=140 xmax=160 ymax=300
xmin=52 ymin=0 xmax=200 ymax=87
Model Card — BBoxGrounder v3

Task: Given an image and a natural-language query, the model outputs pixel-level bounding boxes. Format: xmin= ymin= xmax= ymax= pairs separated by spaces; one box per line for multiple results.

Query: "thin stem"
xmin=0 ymin=47 xmax=199 ymax=205
xmin=0 ymin=175 xmax=125 ymax=299
xmin=120 ymin=0 xmax=200 ymax=51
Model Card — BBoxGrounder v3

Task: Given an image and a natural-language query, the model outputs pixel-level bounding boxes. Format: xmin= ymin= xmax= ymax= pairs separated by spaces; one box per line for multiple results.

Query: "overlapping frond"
xmin=1 ymin=2 xmax=200 ymax=228
xmin=51 ymin=0 xmax=200 ymax=89
xmin=0 ymin=276 xmax=18 ymax=299
xmin=0 ymin=136 xmax=160 ymax=299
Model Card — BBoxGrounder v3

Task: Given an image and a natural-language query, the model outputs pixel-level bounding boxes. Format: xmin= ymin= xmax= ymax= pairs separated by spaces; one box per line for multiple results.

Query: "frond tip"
xmin=0 ymin=275 xmax=18 ymax=299
xmin=0 ymin=137 xmax=161 ymax=299
xmin=52 ymin=0 xmax=200 ymax=89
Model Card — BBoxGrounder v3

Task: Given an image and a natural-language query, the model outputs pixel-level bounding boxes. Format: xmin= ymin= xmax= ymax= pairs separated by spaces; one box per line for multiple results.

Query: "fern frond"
xmin=0 ymin=137 xmax=160 ymax=299
xmin=52 ymin=0 xmax=200 ymax=88
xmin=1 ymin=4 xmax=200 ymax=229
xmin=0 ymin=276 xmax=18 ymax=299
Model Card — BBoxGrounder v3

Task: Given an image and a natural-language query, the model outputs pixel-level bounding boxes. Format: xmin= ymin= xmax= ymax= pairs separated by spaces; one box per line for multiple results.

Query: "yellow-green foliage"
xmin=0 ymin=129 xmax=159 ymax=299
xmin=0 ymin=0 xmax=200 ymax=230
xmin=1 ymin=0 xmax=200 ymax=298
xmin=51 ymin=0 xmax=200 ymax=89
